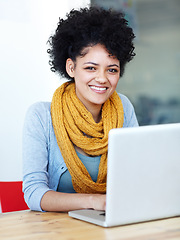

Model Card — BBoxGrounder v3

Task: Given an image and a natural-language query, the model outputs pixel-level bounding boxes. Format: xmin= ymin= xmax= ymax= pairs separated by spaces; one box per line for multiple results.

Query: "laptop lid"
xmin=69 ymin=123 xmax=180 ymax=227
xmin=105 ymin=123 xmax=180 ymax=226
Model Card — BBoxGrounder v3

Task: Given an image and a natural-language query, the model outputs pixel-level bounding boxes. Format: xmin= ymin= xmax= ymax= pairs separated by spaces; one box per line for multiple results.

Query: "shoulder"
xmin=26 ymin=102 xmax=51 ymax=116
xmin=118 ymin=93 xmax=139 ymax=127
xmin=23 ymin=102 xmax=52 ymax=135
xmin=118 ymin=93 xmax=133 ymax=108
xmin=118 ymin=93 xmax=134 ymax=116
xmin=25 ymin=102 xmax=51 ymax=122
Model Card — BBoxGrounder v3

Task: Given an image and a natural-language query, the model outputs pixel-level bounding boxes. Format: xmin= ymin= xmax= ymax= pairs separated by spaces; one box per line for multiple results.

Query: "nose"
xmin=95 ymin=70 xmax=107 ymax=84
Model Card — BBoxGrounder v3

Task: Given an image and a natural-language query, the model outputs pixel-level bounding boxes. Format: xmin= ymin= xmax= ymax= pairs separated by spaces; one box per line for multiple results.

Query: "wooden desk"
xmin=0 ymin=210 xmax=180 ymax=240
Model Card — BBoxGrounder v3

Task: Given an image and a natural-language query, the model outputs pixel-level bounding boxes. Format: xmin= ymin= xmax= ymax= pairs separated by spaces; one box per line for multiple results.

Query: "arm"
xmin=23 ymin=102 xmax=50 ymax=211
xmin=40 ymin=191 xmax=106 ymax=212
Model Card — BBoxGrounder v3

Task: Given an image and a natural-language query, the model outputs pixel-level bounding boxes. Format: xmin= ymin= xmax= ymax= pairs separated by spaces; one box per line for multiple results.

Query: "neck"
xmin=89 ymin=105 xmax=102 ymax=123
xmin=79 ymin=99 xmax=102 ymax=123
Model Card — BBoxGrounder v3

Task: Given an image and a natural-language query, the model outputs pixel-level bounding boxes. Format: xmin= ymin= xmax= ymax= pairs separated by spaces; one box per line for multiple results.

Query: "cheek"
xmin=110 ymin=76 xmax=119 ymax=88
xmin=74 ymin=70 xmax=88 ymax=82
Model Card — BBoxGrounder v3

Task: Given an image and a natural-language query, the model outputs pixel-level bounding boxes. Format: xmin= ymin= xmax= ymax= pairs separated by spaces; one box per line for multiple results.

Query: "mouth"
xmin=89 ymin=85 xmax=108 ymax=93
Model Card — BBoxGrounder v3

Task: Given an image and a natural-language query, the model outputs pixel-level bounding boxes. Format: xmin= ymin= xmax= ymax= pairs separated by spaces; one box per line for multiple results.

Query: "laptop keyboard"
xmin=100 ymin=212 xmax=106 ymax=216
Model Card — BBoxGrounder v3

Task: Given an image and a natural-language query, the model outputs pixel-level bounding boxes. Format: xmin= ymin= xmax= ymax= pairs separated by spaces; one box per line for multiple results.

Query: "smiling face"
xmin=66 ymin=44 xmax=120 ymax=119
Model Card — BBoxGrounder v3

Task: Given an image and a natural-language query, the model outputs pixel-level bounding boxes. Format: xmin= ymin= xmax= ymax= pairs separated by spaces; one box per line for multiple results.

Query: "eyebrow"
xmin=83 ymin=62 xmax=120 ymax=68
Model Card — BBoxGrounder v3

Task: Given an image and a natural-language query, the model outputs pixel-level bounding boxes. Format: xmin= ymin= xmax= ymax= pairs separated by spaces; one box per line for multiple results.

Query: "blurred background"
xmin=0 ymin=0 xmax=180 ymax=182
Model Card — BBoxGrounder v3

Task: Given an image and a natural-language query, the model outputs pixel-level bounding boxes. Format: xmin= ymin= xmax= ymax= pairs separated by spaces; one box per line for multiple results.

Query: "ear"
xmin=66 ymin=58 xmax=75 ymax=78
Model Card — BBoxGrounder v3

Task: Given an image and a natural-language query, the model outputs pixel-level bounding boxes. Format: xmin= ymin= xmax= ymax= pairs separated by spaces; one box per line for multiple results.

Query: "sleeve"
xmin=22 ymin=102 xmax=52 ymax=211
xmin=119 ymin=94 xmax=139 ymax=127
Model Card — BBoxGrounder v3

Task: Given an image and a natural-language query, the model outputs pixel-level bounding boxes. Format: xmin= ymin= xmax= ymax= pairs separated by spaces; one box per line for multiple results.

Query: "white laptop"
xmin=68 ymin=123 xmax=180 ymax=227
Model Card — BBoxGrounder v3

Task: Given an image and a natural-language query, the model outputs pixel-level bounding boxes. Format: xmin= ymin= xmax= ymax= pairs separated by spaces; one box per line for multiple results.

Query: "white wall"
xmin=0 ymin=0 xmax=89 ymax=181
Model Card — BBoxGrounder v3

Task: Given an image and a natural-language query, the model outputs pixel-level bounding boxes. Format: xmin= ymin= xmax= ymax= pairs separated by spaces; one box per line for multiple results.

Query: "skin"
xmin=41 ymin=44 xmax=120 ymax=212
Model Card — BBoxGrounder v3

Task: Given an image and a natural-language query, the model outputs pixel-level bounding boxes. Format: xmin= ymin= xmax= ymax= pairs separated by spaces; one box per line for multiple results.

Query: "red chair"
xmin=0 ymin=181 xmax=29 ymax=213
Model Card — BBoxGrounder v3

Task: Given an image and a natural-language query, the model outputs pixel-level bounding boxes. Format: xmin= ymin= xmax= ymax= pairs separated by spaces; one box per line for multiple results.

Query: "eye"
xmin=85 ymin=66 xmax=96 ymax=71
xmin=108 ymin=68 xmax=118 ymax=73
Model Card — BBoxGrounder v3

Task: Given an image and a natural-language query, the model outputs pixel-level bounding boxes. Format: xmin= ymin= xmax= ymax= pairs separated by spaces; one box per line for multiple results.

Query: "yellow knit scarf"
xmin=51 ymin=82 xmax=124 ymax=193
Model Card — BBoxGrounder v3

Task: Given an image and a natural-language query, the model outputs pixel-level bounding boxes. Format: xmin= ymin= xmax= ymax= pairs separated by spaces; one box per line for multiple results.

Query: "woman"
xmin=23 ymin=7 xmax=138 ymax=212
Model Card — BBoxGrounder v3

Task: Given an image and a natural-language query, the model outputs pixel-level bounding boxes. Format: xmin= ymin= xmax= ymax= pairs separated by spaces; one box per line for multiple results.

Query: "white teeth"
xmin=90 ymin=86 xmax=107 ymax=91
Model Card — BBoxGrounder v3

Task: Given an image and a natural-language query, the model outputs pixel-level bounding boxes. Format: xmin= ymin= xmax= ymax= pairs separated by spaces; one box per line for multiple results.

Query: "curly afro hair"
xmin=48 ymin=7 xmax=136 ymax=80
